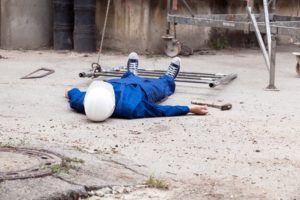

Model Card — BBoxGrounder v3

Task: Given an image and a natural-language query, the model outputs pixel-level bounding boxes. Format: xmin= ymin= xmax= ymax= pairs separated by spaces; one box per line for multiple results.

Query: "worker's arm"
xmin=67 ymin=88 xmax=86 ymax=114
xmin=155 ymin=104 xmax=208 ymax=116
xmin=124 ymin=101 xmax=208 ymax=119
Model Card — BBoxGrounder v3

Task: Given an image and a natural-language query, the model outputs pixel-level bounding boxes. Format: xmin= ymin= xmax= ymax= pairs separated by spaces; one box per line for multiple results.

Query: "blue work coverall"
xmin=68 ymin=72 xmax=189 ymax=119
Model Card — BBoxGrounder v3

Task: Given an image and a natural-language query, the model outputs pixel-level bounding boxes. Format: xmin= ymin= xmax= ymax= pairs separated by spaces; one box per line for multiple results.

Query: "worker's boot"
xmin=165 ymin=57 xmax=181 ymax=79
xmin=127 ymin=52 xmax=139 ymax=75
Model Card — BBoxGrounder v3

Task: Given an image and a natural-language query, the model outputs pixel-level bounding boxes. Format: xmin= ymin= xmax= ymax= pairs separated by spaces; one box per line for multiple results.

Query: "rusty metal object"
xmin=20 ymin=68 xmax=55 ymax=79
xmin=0 ymin=147 xmax=62 ymax=181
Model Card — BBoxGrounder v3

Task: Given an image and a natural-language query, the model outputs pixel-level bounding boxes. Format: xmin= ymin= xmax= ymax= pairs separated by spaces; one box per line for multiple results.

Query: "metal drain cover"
xmin=0 ymin=147 xmax=62 ymax=181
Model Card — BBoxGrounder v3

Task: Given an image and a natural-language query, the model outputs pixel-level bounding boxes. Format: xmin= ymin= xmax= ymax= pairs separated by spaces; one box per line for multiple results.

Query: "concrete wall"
xmin=96 ymin=0 xmax=212 ymax=54
xmin=0 ymin=0 xmax=52 ymax=50
xmin=0 ymin=0 xmax=299 ymax=52
xmin=96 ymin=0 xmax=300 ymax=53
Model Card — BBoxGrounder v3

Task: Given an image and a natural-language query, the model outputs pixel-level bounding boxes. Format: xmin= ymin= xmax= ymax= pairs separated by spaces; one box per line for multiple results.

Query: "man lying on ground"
xmin=65 ymin=52 xmax=208 ymax=121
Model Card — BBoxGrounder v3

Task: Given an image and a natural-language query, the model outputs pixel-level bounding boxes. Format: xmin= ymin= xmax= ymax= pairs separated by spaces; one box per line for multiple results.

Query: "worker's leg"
xmin=142 ymin=75 xmax=176 ymax=103
xmin=107 ymin=52 xmax=139 ymax=83
xmin=143 ymin=57 xmax=181 ymax=103
xmin=108 ymin=57 xmax=180 ymax=103
xmin=110 ymin=71 xmax=175 ymax=103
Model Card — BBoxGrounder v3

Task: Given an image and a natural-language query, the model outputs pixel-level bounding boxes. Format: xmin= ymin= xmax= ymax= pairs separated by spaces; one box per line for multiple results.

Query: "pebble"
xmin=124 ymin=186 xmax=132 ymax=193
xmin=89 ymin=185 xmax=143 ymax=198
xmin=94 ymin=190 xmax=105 ymax=197
xmin=86 ymin=196 xmax=101 ymax=200
xmin=113 ymin=186 xmax=125 ymax=194
xmin=94 ymin=187 xmax=112 ymax=197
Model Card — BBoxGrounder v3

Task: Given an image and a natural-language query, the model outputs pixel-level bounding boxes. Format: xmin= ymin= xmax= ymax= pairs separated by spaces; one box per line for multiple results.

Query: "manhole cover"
xmin=0 ymin=147 xmax=62 ymax=181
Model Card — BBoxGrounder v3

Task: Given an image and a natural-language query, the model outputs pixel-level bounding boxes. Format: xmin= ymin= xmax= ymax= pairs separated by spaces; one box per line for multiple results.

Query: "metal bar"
xmin=247 ymin=6 xmax=270 ymax=71
xmin=272 ymin=0 xmax=276 ymax=14
xmin=81 ymin=67 xmax=223 ymax=77
xmin=268 ymin=0 xmax=274 ymax=6
xmin=266 ymin=35 xmax=278 ymax=90
xmin=247 ymin=0 xmax=254 ymax=8
xmin=79 ymin=70 xmax=237 ymax=87
xmin=168 ymin=15 xmax=251 ymax=31
xmin=166 ymin=0 xmax=171 ymax=34
xmin=180 ymin=0 xmax=194 ymax=17
xmin=168 ymin=15 xmax=300 ymax=35
xmin=270 ymin=21 xmax=300 ymax=27
xmin=109 ymin=67 xmax=226 ymax=77
xmin=169 ymin=14 xmax=256 ymax=21
xmin=273 ymin=15 xmax=300 ymax=21
xmin=169 ymin=14 xmax=296 ymax=25
xmin=21 ymin=68 xmax=55 ymax=79
xmin=263 ymin=0 xmax=272 ymax=59
xmin=83 ymin=71 xmax=221 ymax=80
xmin=80 ymin=72 xmax=214 ymax=84
xmin=209 ymin=73 xmax=238 ymax=88
xmin=138 ymin=69 xmax=217 ymax=76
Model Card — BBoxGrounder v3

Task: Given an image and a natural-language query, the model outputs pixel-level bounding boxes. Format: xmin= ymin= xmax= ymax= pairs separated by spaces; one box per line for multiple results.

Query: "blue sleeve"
xmin=128 ymin=100 xmax=190 ymax=119
xmin=154 ymin=104 xmax=190 ymax=117
xmin=68 ymin=88 xmax=86 ymax=114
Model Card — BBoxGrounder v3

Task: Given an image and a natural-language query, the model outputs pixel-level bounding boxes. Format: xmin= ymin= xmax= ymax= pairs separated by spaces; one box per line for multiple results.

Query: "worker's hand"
xmin=64 ymin=88 xmax=72 ymax=99
xmin=189 ymin=105 xmax=208 ymax=115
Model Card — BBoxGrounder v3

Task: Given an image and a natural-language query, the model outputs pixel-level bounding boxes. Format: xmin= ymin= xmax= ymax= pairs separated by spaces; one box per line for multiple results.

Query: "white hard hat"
xmin=84 ymin=81 xmax=115 ymax=122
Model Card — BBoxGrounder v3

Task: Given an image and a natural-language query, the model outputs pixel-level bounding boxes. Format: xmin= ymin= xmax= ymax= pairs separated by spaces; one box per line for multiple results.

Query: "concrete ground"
xmin=0 ymin=47 xmax=299 ymax=200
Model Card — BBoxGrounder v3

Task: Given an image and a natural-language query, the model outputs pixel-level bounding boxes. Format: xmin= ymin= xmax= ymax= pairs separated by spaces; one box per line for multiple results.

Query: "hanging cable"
xmin=96 ymin=0 xmax=111 ymax=65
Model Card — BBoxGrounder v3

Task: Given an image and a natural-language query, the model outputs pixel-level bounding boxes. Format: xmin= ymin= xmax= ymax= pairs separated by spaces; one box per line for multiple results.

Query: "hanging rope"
xmin=96 ymin=0 xmax=111 ymax=65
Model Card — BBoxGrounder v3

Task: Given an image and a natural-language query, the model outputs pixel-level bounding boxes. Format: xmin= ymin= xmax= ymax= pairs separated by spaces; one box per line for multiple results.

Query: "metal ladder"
xmin=79 ymin=66 xmax=238 ymax=88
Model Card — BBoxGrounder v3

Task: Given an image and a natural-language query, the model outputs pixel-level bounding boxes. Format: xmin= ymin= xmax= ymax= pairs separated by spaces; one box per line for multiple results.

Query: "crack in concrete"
xmin=101 ymin=158 xmax=148 ymax=177
xmin=53 ymin=175 xmax=85 ymax=187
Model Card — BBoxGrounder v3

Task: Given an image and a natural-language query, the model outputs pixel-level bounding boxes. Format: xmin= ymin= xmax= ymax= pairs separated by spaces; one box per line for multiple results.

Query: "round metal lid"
xmin=0 ymin=147 xmax=62 ymax=181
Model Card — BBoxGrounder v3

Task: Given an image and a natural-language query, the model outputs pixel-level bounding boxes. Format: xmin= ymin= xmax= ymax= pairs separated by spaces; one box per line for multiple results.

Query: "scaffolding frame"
xmin=163 ymin=0 xmax=300 ymax=90
xmin=79 ymin=66 xmax=238 ymax=88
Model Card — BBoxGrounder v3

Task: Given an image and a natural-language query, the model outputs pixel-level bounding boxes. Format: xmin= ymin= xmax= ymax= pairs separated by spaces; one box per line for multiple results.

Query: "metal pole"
xmin=271 ymin=0 xmax=276 ymax=14
xmin=263 ymin=0 xmax=272 ymax=58
xmin=166 ymin=0 xmax=171 ymax=34
xmin=247 ymin=0 xmax=254 ymax=8
xmin=247 ymin=7 xmax=270 ymax=70
xmin=180 ymin=0 xmax=194 ymax=17
xmin=266 ymin=35 xmax=278 ymax=90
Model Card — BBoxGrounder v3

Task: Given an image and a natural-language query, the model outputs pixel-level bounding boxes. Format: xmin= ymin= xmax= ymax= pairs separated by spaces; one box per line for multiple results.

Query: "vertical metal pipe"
xmin=181 ymin=0 xmax=195 ymax=17
xmin=247 ymin=0 xmax=254 ymax=8
xmin=272 ymin=0 xmax=277 ymax=12
xmin=263 ymin=0 xmax=272 ymax=59
xmin=166 ymin=0 xmax=171 ymax=34
xmin=266 ymin=35 xmax=278 ymax=90
xmin=247 ymin=7 xmax=270 ymax=70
